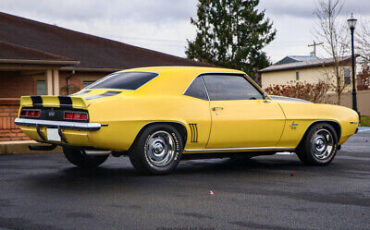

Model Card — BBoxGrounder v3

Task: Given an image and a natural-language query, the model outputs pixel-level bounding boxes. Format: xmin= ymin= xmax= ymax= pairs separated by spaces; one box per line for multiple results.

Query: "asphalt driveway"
xmin=0 ymin=130 xmax=369 ymax=230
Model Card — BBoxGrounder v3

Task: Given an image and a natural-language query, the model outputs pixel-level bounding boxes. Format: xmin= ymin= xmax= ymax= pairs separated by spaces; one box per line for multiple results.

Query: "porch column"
xmin=46 ymin=69 xmax=53 ymax=95
xmin=53 ymin=69 xmax=59 ymax=96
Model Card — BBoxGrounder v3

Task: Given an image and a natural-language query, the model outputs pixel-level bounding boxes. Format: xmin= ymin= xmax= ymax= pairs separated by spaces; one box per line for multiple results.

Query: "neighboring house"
xmin=0 ymin=12 xmax=208 ymax=141
xmin=259 ymin=55 xmax=355 ymax=91
xmin=259 ymin=55 xmax=370 ymax=116
xmin=273 ymin=55 xmax=319 ymax=65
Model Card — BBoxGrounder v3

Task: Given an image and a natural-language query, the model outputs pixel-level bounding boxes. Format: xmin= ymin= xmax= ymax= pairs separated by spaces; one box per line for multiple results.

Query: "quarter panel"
xmin=277 ymin=102 xmax=359 ymax=147
xmin=87 ymin=95 xmax=211 ymax=151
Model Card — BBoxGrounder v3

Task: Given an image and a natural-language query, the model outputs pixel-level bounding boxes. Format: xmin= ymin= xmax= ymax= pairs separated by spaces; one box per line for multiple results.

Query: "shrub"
xmin=264 ymin=81 xmax=331 ymax=103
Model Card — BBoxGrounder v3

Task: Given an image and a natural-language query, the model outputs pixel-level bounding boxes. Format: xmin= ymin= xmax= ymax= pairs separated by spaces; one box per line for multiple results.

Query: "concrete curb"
xmin=0 ymin=141 xmax=62 ymax=155
xmin=358 ymin=127 xmax=370 ymax=133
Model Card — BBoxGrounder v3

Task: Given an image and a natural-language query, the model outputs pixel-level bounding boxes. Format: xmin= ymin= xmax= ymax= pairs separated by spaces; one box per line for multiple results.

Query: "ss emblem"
xmin=48 ymin=111 xmax=56 ymax=117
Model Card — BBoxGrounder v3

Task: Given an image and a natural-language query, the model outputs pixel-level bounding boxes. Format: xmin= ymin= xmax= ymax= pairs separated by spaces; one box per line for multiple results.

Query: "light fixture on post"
xmin=347 ymin=13 xmax=358 ymax=113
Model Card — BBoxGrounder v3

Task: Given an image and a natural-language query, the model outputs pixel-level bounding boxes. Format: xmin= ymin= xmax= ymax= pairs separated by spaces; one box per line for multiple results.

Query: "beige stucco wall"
xmin=261 ymin=65 xmax=354 ymax=93
xmin=327 ymin=90 xmax=370 ymax=116
xmin=260 ymin=65 xmax=369 ymax=116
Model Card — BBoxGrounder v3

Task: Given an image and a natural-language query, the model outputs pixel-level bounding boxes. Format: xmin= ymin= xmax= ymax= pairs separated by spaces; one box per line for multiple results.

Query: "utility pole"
xmin=308 ymin=41 xmax=323 ymax=57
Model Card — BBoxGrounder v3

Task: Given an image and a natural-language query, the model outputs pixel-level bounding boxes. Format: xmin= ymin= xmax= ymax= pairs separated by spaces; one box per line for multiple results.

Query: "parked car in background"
xmin=15 ymin=67 xmax=359 ymax=174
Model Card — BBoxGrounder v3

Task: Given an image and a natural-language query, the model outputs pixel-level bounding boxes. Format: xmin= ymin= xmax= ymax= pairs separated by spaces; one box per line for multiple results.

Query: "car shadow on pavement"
xmin=22 ymin=155 xmax=342 ymax=195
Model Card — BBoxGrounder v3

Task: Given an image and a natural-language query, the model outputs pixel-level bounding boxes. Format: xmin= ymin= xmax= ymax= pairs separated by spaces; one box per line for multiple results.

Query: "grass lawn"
xmin=360 ymin=116 xmax=370 ymax=127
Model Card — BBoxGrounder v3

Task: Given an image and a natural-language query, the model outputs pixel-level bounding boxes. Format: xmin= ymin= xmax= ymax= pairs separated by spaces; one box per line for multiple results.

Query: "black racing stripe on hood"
xmin=84 ymin=91 xmax=121 ymax=100
xmin=58 ymin=96 xmax=73 ymax=109
xmin=31 ymin=96 xmax=43 ymax=108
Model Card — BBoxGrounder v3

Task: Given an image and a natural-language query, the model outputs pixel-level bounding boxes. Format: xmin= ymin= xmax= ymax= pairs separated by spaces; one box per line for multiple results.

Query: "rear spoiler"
xmin=20 ymin=96 xmax=89 ymax=109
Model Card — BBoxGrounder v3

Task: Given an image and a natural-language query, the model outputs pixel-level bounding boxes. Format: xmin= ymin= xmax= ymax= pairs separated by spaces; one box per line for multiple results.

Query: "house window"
xmin=37 ymin=80 xmax=46 ymax=95
xmin=83 ymin=81 xmax=95 ymax=88
xmin=296 ymin=72 xmax=300 ymax=81
xmin=344 ymin=68 xmax=351 ymax=85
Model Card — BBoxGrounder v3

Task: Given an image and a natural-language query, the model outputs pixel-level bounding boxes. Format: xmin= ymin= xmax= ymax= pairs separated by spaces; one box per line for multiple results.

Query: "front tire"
xmin=296 ymin=123 xmax=338 ymax=165
xmin=129 ymin=124 xmax=183 ymax=175
xmin=63 ymin=146 xmax=109 ymax=168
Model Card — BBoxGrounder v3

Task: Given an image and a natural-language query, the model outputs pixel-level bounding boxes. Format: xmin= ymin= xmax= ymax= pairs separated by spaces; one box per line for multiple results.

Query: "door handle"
xmin=212 ymin=107 xmax=224 ymax=111
xmin=264 ymin=100 xmax=272 ymax=103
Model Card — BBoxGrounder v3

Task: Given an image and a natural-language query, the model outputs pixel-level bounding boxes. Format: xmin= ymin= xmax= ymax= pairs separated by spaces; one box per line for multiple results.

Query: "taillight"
xmin=64 ymin=111 xmax=88 ymax=121
xmin=21 ymin=110 xmax=40 ymax=118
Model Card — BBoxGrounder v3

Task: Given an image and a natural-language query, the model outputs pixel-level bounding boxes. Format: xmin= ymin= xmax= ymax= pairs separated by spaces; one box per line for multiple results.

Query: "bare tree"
xmin=314 ymin=0 xmax=350 ymax=104
xmin=356 ymin=19 xmax=370 ymax=63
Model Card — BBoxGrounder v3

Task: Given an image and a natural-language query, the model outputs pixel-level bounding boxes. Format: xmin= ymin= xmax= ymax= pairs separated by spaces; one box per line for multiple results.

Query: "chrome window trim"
xmin=183 ymin=72 xmax=266 ymax=101
xmin=14 ymin=118 xmax=101 ymax=131
xmin=200 ymin=76 xmax=211 ymax=101
xmin=183 ymin=72 xmax=244 ymax=95
xmin=183 ymin=75 xmax=210 ymax=101
xmin=184 ymin=146 xmax=295 ymax=153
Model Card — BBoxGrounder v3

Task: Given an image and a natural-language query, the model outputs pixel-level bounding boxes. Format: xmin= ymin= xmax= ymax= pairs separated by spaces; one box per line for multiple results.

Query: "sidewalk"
xmin=0 ymin=141 xmax=62 ymax=155
xmin=358 ymin=127 xmax=370 ymax=133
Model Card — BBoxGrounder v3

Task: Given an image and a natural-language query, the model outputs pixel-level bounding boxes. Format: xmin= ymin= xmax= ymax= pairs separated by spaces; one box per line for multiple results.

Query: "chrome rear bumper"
xmin=14 ymin=118 xmax=101 ymax=131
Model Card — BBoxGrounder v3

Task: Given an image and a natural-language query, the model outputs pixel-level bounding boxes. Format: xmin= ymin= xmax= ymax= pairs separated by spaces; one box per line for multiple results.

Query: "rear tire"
xmin=63 ymin=146 xmax=109 ymax=168
xmin=296 ymin=123 xmax=338 ymax=165
xmin=129 ymin=124 xmax=183 ymax=175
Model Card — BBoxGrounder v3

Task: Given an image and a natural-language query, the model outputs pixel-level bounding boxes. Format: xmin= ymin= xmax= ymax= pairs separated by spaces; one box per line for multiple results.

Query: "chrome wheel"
xmin=144 ymin=130 xmax=175 ymax=167
xmin=312 ymin=129 xmax=334 ymax=160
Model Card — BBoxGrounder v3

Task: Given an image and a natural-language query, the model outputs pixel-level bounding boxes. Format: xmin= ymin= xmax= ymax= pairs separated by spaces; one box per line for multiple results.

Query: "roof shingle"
xmin=0 ymin=12 xmax=208 ymax=70
xmin=0 ymin=40 xmax=76 ymax=62
xmin=260 ymin=56 xmax=354 ymax=73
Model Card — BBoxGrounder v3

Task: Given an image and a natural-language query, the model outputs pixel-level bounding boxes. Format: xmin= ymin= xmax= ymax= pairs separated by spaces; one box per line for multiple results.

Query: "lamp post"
xmin=347 ymin=13 xmax=358 ymax=112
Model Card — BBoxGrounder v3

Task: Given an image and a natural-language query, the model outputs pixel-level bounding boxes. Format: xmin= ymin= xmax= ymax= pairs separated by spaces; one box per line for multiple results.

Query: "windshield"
xmin=86 ymin=71 xmax=158 ymax=90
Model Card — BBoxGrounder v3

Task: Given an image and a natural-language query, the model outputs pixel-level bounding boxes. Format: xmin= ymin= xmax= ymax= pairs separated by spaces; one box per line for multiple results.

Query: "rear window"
xmin=86 ymin=72 xmax=158 ymax=90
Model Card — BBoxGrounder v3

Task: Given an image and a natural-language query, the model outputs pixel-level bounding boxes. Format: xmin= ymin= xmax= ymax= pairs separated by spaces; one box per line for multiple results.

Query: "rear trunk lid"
xmin=20 ymin=95 xmax=89 ymax=110
xmin=19 ymin=88 xmax=126 ymax=110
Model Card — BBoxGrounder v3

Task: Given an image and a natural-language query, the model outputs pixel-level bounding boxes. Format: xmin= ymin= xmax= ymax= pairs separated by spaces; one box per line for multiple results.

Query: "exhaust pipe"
xmin=84 ymin=150 xmax=111 ymax=155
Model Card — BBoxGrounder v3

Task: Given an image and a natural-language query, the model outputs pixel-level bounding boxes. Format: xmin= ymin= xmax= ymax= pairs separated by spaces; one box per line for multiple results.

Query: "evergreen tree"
xmin=186 ymin=0 xmax=275 ymax=80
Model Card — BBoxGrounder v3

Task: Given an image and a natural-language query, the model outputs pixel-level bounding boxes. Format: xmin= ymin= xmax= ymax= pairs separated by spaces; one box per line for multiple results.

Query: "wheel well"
xmin=326 ymin=121 xmax=341 ymax=139
xmin=130 ymin=122 xmax=188 ymax=150
xmin=298 ymin=121 xmax=341 ymax=147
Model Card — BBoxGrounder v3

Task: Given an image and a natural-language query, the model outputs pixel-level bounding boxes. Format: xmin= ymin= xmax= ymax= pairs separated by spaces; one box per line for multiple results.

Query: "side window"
xmin=184 ymin=77 xmax=208 ymax=100
xmin=202 ymin=74 xmax=263 ymax=101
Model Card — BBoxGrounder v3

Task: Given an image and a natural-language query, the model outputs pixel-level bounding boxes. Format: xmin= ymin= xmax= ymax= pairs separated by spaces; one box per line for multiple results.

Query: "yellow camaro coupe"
xmin=15 ymin=67 xmax=359 ymax=174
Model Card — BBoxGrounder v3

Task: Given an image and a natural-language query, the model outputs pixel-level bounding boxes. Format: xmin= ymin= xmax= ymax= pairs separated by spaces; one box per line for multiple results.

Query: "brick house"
xmin=0 ymin=12 xmax=208 ymax=142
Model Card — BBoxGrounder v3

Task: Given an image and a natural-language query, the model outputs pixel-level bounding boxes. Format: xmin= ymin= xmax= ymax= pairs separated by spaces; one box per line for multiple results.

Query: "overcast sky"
xmin=0 ymin=0 xmax=369 ymax=63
